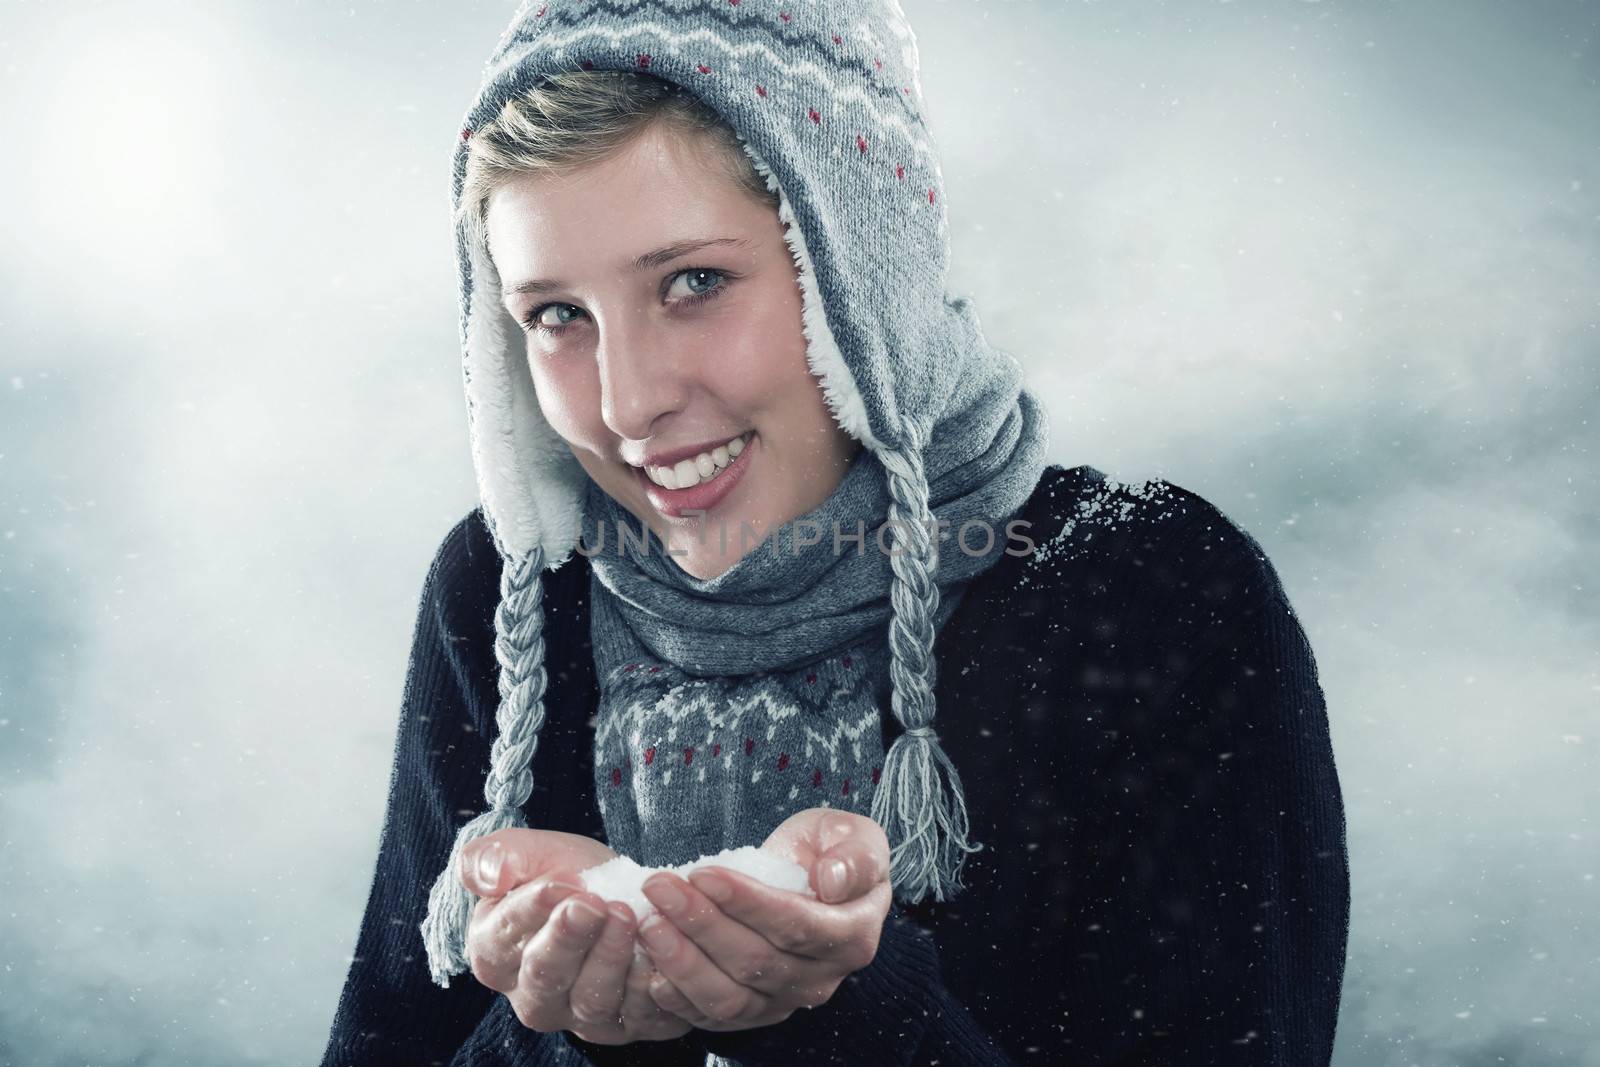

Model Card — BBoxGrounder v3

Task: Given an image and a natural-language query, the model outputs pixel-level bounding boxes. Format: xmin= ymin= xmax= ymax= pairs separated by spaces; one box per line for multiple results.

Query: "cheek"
xmin=715 ymin=297 xmax=813 ymax=403
xmin=526 ymin=357 xmax=602 ymax=442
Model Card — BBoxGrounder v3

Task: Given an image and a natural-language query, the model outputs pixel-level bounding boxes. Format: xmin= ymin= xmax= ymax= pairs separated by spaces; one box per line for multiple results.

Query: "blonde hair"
xmin=456 ymin=70 xmax=780 ymax=247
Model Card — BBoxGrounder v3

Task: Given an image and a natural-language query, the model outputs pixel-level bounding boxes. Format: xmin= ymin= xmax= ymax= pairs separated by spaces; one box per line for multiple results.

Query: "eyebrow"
xmin=499 ymin=237 xmax=753 ymax=298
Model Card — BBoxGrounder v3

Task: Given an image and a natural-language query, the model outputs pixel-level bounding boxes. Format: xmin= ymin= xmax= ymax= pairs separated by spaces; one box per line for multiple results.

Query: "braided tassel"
xmin=870 ymin=421 xmax=983 ymax=904
xmin=420 ymin=546 xmax=550 ymax=988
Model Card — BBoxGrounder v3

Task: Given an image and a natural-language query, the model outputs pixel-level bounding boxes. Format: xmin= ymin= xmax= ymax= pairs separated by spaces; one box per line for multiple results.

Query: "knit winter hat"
xmin=420 ymin=0 xmax=1051 ymax=989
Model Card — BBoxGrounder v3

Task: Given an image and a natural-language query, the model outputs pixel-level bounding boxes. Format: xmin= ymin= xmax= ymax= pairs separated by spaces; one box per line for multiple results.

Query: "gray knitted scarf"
xmin=419 ymin=0 xmax=1055 ymax=993
xmin=583 ymin=412 xmax=1043 ymax=871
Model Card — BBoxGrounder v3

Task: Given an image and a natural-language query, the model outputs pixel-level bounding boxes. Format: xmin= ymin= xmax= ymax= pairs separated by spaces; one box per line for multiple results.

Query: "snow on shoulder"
xmin=1019 ymin=467 xmax=1184 ymax=582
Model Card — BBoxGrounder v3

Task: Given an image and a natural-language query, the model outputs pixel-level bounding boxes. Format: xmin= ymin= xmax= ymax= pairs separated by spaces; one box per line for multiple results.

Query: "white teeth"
xmin=644 ymin=432 xmax=750 ymax=490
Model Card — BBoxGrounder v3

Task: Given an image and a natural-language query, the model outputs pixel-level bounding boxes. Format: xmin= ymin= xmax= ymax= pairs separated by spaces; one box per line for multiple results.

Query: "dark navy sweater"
xmin=319 ymin=464 xmax=1351 ymax=1066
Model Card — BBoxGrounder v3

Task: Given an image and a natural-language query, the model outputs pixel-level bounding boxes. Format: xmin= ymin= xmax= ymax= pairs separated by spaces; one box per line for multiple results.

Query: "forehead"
xmin=485 ymin=127 xmax=764 ymax=283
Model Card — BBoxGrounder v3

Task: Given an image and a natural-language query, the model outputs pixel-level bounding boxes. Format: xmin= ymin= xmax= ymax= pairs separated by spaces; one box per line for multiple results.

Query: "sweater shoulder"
xmin=1007 ymin=462 xmax=1285 ymax=616
xmin=426 ymin=504 xmax=594 ymax=647
xmin=961 ymin=464 xmax=1295 ymax=705
xmin=415 ymin=506 xmax=500 ymax=640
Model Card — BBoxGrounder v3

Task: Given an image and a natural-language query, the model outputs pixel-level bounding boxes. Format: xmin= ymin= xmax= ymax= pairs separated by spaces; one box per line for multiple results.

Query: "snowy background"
xmin=1 ymin=1 xmax=1595 ymax=1064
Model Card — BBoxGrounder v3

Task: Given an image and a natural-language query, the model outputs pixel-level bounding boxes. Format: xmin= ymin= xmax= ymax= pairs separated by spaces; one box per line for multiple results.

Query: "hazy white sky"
xmin=1 ymin=1 xmax=1596 ymax=1063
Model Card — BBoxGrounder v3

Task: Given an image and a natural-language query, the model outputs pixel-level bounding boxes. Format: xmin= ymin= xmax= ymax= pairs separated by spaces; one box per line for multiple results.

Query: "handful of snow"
xmin=579 ymin=846 xmax=816 ymax=924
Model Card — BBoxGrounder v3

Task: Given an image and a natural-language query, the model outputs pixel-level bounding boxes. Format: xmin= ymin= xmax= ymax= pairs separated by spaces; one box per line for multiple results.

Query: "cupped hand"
xmin=458 ymin=828 xmax=695 ymax=1044
xmin=634 ymin=807 xmax=893 ymax=1032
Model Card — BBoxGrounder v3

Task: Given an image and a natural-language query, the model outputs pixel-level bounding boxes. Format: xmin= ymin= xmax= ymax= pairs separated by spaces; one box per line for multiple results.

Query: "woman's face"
xmin=486 ymin=121 xmax=861 ymax=580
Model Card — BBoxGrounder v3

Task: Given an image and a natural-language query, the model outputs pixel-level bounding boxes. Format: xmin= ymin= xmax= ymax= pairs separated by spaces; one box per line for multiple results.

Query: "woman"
xmin=321 ymin=2 xmax=1350 ymax=1065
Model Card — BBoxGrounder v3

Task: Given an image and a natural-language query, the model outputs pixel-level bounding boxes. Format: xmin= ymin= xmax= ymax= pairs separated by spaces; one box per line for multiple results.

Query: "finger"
xmin=460 ymin=834 xmax=532 ymax=898
xmin=467 ymin=877 xmax=585 ymax=993
xmin=510 ymin=893 xmax=611 ymax=1032
xmin=635 ymin=893 xmax=773 ymax=1027
xmin=818 ymin=811 xmax=874 ymax=854
xmin=812 ymin=825 xmax=890 ymax=904
xmin=621 ymin=946 xmax=700 ymax=1038
xmin=685 ymin=865 xmax=876 ymax=962
xmin=638 ymin=913 xmax=771 ymax=1027
xmin=643 ymin=872 xmax=798 ymax=998
xmin=565 ymin=903 xmax=637 ymax=1034
xmin=647 ymin=967 xmax=705 ymax=1022
xmin=489 ymin=871 xmax=590 ymax=943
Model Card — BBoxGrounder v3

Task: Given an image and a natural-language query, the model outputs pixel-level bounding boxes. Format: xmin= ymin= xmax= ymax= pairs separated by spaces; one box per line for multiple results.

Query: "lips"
xmin=640 ymin=431 xmax=750 ymax=490
xmin=635 ymin=431 xmax=758 ymax=519
xmin=637 ymin=430 xmax=752 ymax=475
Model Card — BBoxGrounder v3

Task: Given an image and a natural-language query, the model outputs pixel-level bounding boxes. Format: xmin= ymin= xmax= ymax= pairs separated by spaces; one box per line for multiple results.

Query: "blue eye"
xmin=673 ymin=268 xmax=727 ymax=300
xmin=519 ymin=268 xmax=734 ymax=336
xmin=523 ymin=303 xmax=583 ymax=333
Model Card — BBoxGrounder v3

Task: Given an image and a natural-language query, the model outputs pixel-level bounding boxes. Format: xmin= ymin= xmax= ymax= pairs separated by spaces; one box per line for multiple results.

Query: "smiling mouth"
xmin=637 ymin=430 xmax=753 ymax=490
xmin=631 ymin=430 xmax=758 ymax=519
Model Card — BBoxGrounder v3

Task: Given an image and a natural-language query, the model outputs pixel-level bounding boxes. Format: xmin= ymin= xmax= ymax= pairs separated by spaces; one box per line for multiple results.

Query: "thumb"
xmin=459 ymin=836 xmax=529 ymax=898
xmin=813 ymin=821 xmax=889 ymax=905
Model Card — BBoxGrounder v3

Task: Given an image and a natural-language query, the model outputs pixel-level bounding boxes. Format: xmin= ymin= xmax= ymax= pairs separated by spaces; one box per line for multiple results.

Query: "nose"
xmin=595 ymin=313 xmax=691 ymax=442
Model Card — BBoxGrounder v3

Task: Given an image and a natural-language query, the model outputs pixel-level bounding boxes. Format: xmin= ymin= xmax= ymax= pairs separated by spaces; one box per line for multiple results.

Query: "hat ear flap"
xmin=734 ymin=136 xmax=881 ymax=453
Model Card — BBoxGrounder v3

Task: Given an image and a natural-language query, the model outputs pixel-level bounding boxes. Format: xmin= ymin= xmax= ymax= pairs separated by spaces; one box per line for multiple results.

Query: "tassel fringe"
xmin=870 ymin=723 xmax=984 ymax=904
xmin=421 ymin=807 xmax=525 ymax=988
